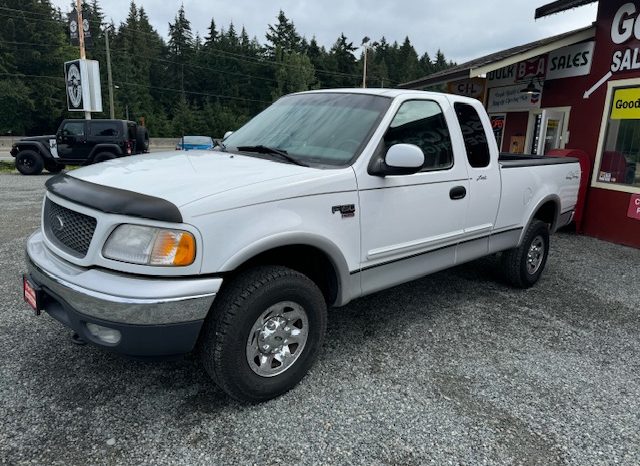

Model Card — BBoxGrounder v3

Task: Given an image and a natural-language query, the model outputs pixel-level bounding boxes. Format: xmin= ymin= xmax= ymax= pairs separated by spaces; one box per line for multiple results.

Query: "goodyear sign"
xmin=610 ymin=87 xmax=640 ymax=119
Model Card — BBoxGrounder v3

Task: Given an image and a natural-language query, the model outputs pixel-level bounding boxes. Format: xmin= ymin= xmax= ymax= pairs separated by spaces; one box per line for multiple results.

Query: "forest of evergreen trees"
xmin=0 ymin=0 xmax=456 ymax=137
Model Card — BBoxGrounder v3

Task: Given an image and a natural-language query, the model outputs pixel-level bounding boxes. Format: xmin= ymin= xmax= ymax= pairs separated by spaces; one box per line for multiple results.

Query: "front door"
xmin=56 ymin=120 xmax=89 ymax=161
xmin=537 ymin=109 xmax=567 ymax=155
xmin=356 ymin=97 xmax=469 ymax=295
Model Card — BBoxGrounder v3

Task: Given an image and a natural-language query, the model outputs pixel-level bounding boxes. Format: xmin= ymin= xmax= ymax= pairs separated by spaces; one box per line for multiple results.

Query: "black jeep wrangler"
xmin=10 ymin=119 xmax=150 ymax=175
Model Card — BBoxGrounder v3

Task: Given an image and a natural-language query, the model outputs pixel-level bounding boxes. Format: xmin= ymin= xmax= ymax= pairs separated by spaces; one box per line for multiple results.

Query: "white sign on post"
xmin=64 ymin=59 xmax=103 ymax=113
xmin=546 ymin=41 xmax=595 ymax=80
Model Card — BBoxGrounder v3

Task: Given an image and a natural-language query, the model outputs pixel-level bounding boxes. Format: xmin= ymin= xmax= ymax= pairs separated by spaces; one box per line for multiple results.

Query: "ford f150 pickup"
xmin=23 ymin=89 xmax=580 ymax=402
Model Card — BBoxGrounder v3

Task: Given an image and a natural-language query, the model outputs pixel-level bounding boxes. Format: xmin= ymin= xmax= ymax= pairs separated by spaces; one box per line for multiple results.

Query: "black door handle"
xmin=450 ymin=186 xmax=466 ymax=200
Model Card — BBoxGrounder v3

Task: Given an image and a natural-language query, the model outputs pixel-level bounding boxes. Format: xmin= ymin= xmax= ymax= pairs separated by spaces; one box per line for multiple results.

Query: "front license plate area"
xmin=23 ymin=275 xmax=42 ymax=315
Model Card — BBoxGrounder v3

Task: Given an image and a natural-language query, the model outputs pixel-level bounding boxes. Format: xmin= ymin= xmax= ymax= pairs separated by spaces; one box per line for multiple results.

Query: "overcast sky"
xmin=52 ymin=0 xmax=598 ymax=63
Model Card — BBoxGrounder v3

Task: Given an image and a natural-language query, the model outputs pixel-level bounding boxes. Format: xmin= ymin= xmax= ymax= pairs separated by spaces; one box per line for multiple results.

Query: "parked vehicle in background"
xmin=10 ymin=119 xmax=150 ymax=175
xmin=23 ymin=89 xmax=580 ymax=402
xmin=175 ymin=136 xmax=215 ymax=151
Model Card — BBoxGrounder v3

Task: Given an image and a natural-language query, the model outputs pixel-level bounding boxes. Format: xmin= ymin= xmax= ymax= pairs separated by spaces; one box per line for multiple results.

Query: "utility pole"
xmin=105 ymin=30 xmax=115 ymax=119
xmin=361 ymin=37 xmax=370 ymax=88
xmin=76 ymin=0 xmax=91 ymax=120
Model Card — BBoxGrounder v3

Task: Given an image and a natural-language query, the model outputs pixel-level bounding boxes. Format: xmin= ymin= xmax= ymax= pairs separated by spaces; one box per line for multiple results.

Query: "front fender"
xmin=220 ymin=231 xmax=355 ymax=306
xmin=14 ymin=141 xmax=54 ymax=161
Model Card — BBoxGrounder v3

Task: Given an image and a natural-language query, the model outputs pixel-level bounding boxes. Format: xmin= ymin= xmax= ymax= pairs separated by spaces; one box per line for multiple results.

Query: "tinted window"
xmin=62 ymin=122 xmax=84 ymax=136
xmin=454 ymin=102 xmax=490 ymax=168
xmin=90 ymin=122 xmax=120 ymax=137
xmin=384 ymin=100 xmax=453 ymax=171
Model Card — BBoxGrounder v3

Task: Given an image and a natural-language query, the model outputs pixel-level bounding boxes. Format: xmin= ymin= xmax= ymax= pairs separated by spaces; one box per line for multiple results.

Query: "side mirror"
xmin=223 ymin=131 xmax=234 ymax=140
xmin=369 ymin=143 xmax=425 ymax=177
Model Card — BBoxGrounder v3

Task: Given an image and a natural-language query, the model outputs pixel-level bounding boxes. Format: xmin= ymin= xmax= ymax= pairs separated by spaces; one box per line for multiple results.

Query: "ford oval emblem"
xmin=53 ymin=215 xmax=65 ymax=232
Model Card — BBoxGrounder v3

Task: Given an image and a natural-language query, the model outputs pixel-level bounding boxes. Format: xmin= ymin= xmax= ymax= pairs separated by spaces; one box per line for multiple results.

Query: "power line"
xmin=0 ymin=37 xmax=370 ymax=85
xmin=0 ymin=9 xmax=396 ymax=84
xmin=0 ymin=72 xmax=271 ymax=104
xmin=0 ymin=72 xmax=64 ymax=80
xmin=108 ymin=48 xmax=279 ymax=84
xmin=113 ymin=80 xmax=272 ymax=103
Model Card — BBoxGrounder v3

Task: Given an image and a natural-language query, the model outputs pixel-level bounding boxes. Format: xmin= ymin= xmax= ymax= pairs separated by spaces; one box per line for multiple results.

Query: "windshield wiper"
xmin=235 ymin=145 xmax=308 ymax=167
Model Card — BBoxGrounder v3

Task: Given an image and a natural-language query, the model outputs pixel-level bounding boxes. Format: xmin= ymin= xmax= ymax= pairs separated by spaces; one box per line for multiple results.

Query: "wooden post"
xmin=76 ymin=0 xmax=91 ymax=120
xmin=105 ymin=30 xmax=115 ymax=119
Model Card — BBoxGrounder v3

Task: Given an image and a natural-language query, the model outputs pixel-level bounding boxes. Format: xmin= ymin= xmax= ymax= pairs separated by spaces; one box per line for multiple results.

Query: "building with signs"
xmin=401 ymin=0 xmax=640 ymax=248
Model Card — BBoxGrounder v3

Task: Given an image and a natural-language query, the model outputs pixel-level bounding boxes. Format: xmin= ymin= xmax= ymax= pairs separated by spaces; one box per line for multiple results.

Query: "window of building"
xmin=454 ymin=102 xmax=491 ymax=168
xmin=593 ymin=81 xmax=640 ymax=192
xmin=384 ymin=100 xmax=453 ymax=171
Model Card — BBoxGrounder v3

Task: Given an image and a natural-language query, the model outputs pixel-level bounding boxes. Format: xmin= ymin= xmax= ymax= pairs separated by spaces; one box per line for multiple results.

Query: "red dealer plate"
xmin=23 ymin=275 xmax=40 ymax=313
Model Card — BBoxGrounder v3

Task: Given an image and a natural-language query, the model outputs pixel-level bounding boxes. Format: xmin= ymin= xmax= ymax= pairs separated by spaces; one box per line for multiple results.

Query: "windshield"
xmin=182 ymin=136 xmax=212 ymax=145
xmin=222 ymin=93 xmax=391 ymax=166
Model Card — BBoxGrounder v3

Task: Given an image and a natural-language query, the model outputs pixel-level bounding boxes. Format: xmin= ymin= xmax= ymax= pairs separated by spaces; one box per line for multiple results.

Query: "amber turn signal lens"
xmin=150 ymin=230 xmax=196 ymax=266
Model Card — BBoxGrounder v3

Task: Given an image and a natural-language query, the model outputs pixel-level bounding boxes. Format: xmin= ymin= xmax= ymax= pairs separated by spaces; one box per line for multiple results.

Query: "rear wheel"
xmin=501 ymin=219 xmax=550 ymax=288
xmin=200 ymin=266 xmax=327 ymax=402
xmin=93 ymin=152 xmax=117 ymax=164
xmin=15 ymin=150 xmax=43 ymax=175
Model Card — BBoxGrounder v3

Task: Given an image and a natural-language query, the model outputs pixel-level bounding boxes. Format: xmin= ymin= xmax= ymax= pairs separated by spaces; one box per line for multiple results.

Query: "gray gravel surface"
xmin=1 ymin=172 xmax=639 ymax=465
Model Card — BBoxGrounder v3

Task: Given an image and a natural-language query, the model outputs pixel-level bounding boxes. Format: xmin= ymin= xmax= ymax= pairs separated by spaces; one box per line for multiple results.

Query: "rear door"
xmin=451 ymin=100 xmax=501 ymax=262
xmin=356 ymin=96 xmax=470 ymax=295
xmin=88 ymin=121 xmax=122 ymax=155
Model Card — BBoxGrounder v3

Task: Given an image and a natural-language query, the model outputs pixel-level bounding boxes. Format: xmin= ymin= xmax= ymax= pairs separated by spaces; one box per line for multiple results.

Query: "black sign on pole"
xmin=65 ymin=60 xmax=84 ymax=111
xmin=68 ymin=9 xmax=93 ymax=48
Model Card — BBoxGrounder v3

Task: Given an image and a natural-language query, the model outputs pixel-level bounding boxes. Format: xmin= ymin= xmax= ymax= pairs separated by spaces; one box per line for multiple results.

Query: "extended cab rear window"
xmin=454 ymin=102 xmax=491 ymax=168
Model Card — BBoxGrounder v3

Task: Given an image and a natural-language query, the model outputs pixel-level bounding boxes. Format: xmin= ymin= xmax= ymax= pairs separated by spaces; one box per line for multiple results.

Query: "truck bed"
xmin=499 ymin=153 xmax=579 ymax=168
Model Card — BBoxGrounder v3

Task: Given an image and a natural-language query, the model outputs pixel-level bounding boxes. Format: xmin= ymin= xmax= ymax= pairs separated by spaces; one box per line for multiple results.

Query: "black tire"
xmin=93 ymin=152 xmax=117 ymax=164
xmin=15 ymin=150 xmax=44 ymax=175
xmin=136 ymin=126 xmax=150 ymax=153
xmin=200 ymin=265 xmax=327 ymax=402
xmin=46 ymin=163 xmax=65 ymax=174
xmin=501 ymin=219 xmax=550 ymax=288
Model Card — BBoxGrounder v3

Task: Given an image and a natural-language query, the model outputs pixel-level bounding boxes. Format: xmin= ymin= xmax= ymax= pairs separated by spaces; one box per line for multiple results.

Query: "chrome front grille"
xmin=43 ymin=198 xmax=97 ymax=258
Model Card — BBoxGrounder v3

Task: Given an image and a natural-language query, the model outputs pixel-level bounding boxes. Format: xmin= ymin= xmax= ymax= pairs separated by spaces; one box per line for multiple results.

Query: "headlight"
xmin=103 ymin=225 xmax=196 ymax=266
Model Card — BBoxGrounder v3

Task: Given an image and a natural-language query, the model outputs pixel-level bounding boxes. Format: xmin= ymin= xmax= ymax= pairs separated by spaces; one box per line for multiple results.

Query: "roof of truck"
xmin=296 ymin=88 xmax=442 ymax=99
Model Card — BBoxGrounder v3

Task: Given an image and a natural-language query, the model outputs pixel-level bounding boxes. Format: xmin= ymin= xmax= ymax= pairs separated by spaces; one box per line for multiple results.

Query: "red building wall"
xmin=554 ymin=0 xmax=640 ymax=247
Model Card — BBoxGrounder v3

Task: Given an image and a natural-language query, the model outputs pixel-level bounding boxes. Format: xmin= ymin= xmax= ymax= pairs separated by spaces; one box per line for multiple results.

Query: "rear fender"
xmin=88 ymin=144 xmax=124 ymax=162
xmin=518 ymin=194 xmax=561 ymax=245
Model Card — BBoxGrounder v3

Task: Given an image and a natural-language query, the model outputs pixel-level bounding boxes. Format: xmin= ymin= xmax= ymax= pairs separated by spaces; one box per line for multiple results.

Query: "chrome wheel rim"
xmin=526 ymin=235 xmax=545 ymax=275
xmin=246 ymin=301 xmax=309 ymax=377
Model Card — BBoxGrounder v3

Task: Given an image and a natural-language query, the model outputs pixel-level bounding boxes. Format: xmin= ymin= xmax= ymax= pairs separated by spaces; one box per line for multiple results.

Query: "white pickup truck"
xmin=23 ymin=89 xmax=580 ymax=401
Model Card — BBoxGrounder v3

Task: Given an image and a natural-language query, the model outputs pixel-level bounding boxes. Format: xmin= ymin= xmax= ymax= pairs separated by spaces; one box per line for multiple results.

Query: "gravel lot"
xmin=0 ymin=171 xmax=639 ymax=465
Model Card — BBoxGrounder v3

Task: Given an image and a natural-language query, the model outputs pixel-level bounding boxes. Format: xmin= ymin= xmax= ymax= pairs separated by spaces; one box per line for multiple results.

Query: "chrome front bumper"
xmin=26 ymin=231 xmax=222 ymax=326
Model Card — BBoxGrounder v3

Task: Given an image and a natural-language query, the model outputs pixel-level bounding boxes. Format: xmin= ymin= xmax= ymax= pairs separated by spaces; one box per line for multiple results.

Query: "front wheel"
xmin=200 ymin=266 xmax=327 ymax=402
xmin=15 ymin=150 xmax=43 ymax=175
xmin=501 ymin=219 xmax=550 ymax=288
